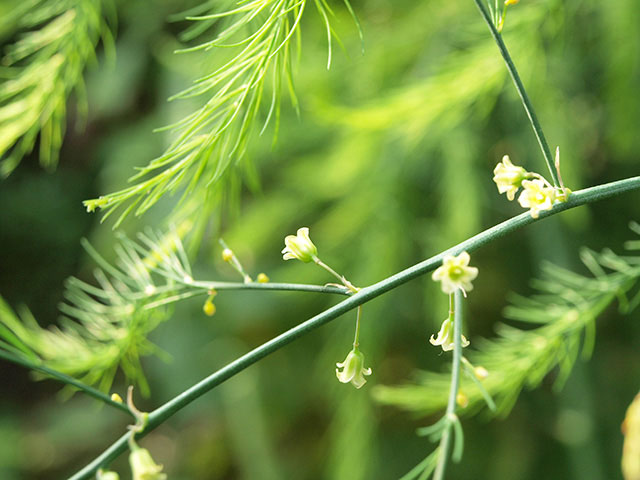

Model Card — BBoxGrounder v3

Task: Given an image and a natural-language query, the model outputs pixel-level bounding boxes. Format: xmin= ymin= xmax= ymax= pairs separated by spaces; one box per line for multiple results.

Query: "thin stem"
xmin=314 ymin=257 xmax=359 ymax=293
xmin=189 ymin=280 xmax=351 ymax=295
xmin=219 ymin=238 xmax=253 ymax=283
xmin=353 ymin=305 xmax=362 ymax=347
xmin=68 ymin=176 xmax=640 ymax=479
xmin=473 ymin=0 xmax=560 ymax=187
xmin=0 ymin=349 xmax=132 ymax=416
xmin=433 ymin=291 xmax=464 ymax=480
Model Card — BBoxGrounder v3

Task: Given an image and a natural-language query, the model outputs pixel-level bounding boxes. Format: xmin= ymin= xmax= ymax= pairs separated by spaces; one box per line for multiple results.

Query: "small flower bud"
xmin=456 ymin=392 xmax=469 ymax=408
xmin=336 ymin=347 xmax=372 ymax=389
xmin=203 ymin=299 xmax=216 ymax=317
xmin=129 ymin=446 xmax=166 ymax=480
xmin=432 ymin=251 xmax=478 ymax=295
xmin=222 ymin=248 xmax=234 ymax=262
xmin=282 ymin=227 xmax=318 ymax=263
xmin=257 ymin=273 xmax=269 ymax=283
xmin=474 ymin=366 xmax=489 ymax=380
xmin=505 ymin=0 xmax=519 ymax=5
xmin=111 ymin=393 xmax=123 ymax=403
xmin=429 ymin=318 xmax=470 ymax=352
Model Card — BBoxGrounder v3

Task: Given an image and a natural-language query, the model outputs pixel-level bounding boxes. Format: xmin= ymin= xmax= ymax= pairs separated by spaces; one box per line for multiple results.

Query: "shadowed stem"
xmin=433 ymin=291 xmax=464 ymax=480
xmin=473 ymin=0 xmax=560 ymax=187
xmin=0 ymin=349 xmax=132 ymax=415
xmin=69 ymin=176 xmax=640 ymax=479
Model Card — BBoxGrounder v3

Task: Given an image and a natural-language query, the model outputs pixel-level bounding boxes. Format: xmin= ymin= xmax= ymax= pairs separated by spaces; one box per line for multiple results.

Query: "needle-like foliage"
xmin=83 ymin=0 xmax=360 ymax=227
xmin=0 ymin=228 xmax=201 ymax=395
xmin=373 ymin=223 xmax=640 ymax=417
xmin=0 ymin=0 xmax=114 ymax=177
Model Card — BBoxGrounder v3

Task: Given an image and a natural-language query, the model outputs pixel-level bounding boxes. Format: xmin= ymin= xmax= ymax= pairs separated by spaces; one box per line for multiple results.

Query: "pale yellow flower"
xmin=129 ymin=447 xmax=166 ymax=480
xmin=432 ymin=251 xmax=478 ymax=294
xmin=493 ymin=155 xmax=528 ymax=201
xmin=429 ymin=318 xmax=470 ymax=352
xmin=282 ymin=227 xmax=318 ymax=263
xmin=336 ymin=348 xmax=372 ymax=389
xmin=517 ymin=179 xmax=555 ymax=218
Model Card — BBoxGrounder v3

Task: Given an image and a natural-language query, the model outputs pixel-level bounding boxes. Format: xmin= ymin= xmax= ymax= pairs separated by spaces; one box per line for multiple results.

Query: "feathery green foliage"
xmin=0 ymin=229 xmax=196 ymax=395
xmin=0 ymin=0 xmax=114 ymax=177
xmin=84 ymin=0 xmax=360 ymax=226
xmin=373 ymin=223 xmax=640 ymax=417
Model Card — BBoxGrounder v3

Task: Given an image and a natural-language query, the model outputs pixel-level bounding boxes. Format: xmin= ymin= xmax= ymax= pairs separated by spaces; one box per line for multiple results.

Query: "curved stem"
xmin=433 ymin=291 xmax=464 ymax=480
xmin=0 ymin=349 xmax=132 ymax=416
xmin=68 ymin=176 xmax=640 ymax=479
xmin=473 ymin=0 xmax=560 ymax=187
xmin=313 ymin=257 xmax=359 ymax=293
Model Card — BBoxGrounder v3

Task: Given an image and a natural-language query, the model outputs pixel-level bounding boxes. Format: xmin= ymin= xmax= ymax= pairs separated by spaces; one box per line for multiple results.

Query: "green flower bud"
xmin=336 ymin=347 xmax=372 ymax=389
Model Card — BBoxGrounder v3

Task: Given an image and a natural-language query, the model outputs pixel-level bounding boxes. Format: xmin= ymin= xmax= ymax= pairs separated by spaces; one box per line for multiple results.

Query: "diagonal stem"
xmin=0 ymin=349 xmax=132 ymax=416
xmin=68 ymin=176 xmax=640 ymax=479
xmin=473 ymin=0 xmax=560 ymax=187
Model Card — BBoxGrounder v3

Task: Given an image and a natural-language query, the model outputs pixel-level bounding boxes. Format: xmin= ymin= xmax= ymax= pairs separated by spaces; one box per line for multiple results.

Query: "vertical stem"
xmin=353 ymin=306 xmax=362 ymax=347
xmin=433 ymin=291 xmax=464 ymax=480
xmin=472 ymin=0 xmax=560 ymax=187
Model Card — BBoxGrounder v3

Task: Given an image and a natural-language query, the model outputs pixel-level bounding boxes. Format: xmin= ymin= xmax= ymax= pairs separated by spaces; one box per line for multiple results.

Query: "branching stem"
xmin=473 ymin=0 xmax=560 ymax=187
xmin=69 ymin=176 xmax=640 ymax=479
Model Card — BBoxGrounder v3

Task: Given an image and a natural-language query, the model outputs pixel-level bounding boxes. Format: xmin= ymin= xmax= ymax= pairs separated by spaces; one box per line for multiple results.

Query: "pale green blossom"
xmin=518 ymin=179 xmax=555 ymax=218
xmin=432 ymin=251 xmax=478 ymax=294
xmin=429 ymin=318 xmax=470 ymax=352
xmin=336 ymin=347 xmax=372 ymax=389
xmin=129 ymin=447 xmax=167 ymax=480
xmin=282 ymin=227 xmax=318 ymax=263
xmin=493 ymin=155 xmax=528 ymax=201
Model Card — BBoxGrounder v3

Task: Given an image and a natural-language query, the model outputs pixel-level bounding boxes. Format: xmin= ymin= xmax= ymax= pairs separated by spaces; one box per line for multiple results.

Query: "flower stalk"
xmin=433 ymin=290 xmax=465 ymax=480
xmin=68 ymin=177 xmax=640 ymax=480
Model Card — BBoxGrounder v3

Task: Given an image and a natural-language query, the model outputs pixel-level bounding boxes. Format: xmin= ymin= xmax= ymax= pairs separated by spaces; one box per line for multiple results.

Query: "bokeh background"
xmin=1 ymin=0 xmax=639 ymax=478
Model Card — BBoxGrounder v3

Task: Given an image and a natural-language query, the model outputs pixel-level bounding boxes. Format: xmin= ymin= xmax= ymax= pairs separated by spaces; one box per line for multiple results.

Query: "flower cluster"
xmin=492 ymin=154 xmax=569 ymax=218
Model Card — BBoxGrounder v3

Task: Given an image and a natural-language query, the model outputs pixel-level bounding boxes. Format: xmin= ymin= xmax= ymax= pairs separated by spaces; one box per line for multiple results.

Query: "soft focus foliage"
xmin=1 ymin=0 xmax=640 ymax=479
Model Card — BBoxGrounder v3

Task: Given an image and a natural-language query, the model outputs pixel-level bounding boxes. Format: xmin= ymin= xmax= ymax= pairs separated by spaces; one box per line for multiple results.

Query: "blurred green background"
xmin=1 ymin=0 xmax=639 ymax=478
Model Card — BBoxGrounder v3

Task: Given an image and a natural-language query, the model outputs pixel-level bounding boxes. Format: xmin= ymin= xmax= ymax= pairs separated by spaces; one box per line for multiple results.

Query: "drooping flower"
xmin=492 ymin=155 xmax=528 ymax=201
xmin=432 ymin=251 xmax=478 ymax=295
xmin=282 ymin=227 xmax=318 ymax=263
xmin=517 ymin=179 xmax=555 ymax=218
xmin=129 ymin=446 xmax=167 ymax=480
xmin=336 ymin=347 xmax=372 ymax=389
xmin=429 ymin=318 xmax=470 ymax=352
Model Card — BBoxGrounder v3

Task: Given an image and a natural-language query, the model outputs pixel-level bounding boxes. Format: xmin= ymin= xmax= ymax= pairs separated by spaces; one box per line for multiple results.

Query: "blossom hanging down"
xmin=492 ymin=155 xmax=528 ymax=201
xmin=282 ymin=227 xmax=318 ymax=263
xmin=129 ymin=446 xmax=167 ymax=480
xmin=517 ymin=179 xmax=555 ymax=219
xmin=336 ymin=347 xmax=372 ymax=389
xmin=432 ymin=251 xmax=478 ymax=295
xmin=429 ymin=318 xmax=470 ymax=352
